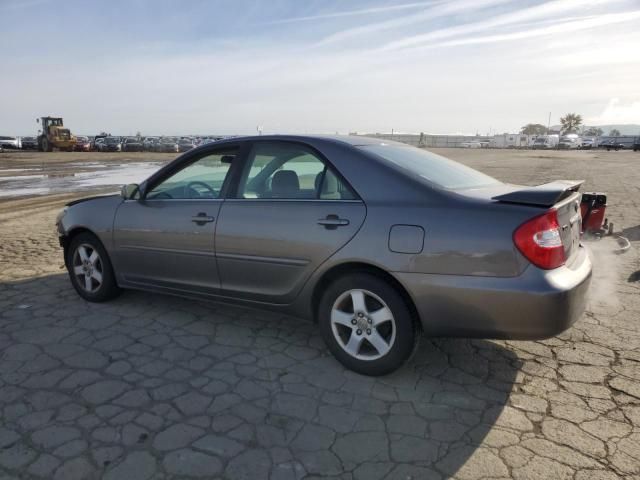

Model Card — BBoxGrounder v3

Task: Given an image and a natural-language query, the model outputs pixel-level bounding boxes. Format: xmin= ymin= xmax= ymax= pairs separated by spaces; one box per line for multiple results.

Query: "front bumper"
xmin=395 ymin=245 xmax=592 ymax=340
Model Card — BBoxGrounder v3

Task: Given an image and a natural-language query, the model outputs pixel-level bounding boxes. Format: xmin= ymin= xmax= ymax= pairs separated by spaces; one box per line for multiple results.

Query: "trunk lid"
xmin=491 ymin=180 xmax=583 ymax=207
xmin=454 ymin=180 xmax=584 ymax=265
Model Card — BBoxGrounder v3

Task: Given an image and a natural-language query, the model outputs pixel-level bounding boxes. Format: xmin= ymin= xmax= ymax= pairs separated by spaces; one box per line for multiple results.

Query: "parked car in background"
xmin=91 ymin=135 xmax=108 ymax=151
xmin=157 ymin=137 xmax=179 ymax=153
xmin=56 ymin=135 xmax=592 ymax=375
xmin=21 ymin=136 xmax=38 ymax=150
xmin=558 ymin=134 xmax=580 ymax=149
xmin=531 ymin=134 xmax=559 ymax=149
xmin=74 ymin=136 xmax=91 ymax=152
xmin=460 ymin=141 xmax=482 ymax=148
xmin=178 ymin=137 xmax=195 ymax=152
xmin=633 ymin=137 xmax=639 ymax=152
xmin=579 ymin=138 xmax=594 ymax=150
xmin=99 ymin=136 xmax=122 ymax=152
xmin=0 ymin=136 xmax=20 ymax=149
xmin=201 ymin=137 xmax=223 ymax=145
xmin=599 ymin=140 xmax=624 ymax=151
xmin=143 ymin=137 xmax=159 ymax=151
xmin=122 ymin=137 xmax=144 ymax=152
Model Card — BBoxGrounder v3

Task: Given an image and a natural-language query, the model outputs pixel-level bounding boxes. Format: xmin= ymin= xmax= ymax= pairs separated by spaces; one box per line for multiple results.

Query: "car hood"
xmin=66 ymin=193 xmax=120 ymax=207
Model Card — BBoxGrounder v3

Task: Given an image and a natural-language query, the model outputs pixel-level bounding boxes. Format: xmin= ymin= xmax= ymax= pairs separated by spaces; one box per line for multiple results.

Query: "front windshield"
xmin=105 ymin=137 xmax=119 ymax=144
xmin=360 ymin=144 xmax=500 ymax=190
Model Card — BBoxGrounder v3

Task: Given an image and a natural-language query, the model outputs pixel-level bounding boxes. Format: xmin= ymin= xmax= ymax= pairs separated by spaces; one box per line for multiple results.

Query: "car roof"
xmin=210 ymin=134 xmax=405 ymax=148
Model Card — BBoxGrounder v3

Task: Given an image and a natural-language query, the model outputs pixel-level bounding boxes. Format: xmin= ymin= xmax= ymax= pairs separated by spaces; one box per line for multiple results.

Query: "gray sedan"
xmin=56 ymin=135 xmax=591 ymax=375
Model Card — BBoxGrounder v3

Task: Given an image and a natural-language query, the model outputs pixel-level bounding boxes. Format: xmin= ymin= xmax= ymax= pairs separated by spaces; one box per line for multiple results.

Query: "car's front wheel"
xmin=66 ymin=232 xmax=121 ymax=302
xmin=318 ymin=273 xmax=418 ymax=376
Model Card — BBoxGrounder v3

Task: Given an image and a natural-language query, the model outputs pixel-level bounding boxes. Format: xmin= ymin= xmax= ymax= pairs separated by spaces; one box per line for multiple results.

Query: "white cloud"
xmin=422 ymin=10 xmax=640 ymax=49
xmin=316 ymin=0 xmax=511 ymax=46
xmin=264 ymin=1 xmax=439 ymax=25
xmin=378 ymin=0 xmax=621 ymax=51
xmin=588 ymin=99 xmax=640 ymax=125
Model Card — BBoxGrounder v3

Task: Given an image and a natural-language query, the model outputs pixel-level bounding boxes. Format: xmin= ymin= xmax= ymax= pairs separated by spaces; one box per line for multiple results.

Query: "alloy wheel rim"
xmin=330 ymin=289 xmax=396 ymax=361
xmin=72 ymin=243 xmax=103 ymax=293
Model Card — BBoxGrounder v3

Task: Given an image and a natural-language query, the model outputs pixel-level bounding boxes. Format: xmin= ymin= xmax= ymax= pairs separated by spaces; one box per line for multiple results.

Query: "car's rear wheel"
xmin=66 ymin=232 xmax=121 ymax=302
xmin=318 ymin=273 xmax=418 ymax=376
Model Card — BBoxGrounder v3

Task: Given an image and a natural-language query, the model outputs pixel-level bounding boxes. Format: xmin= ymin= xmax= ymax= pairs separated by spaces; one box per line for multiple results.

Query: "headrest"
xmin=272 ymin=170 xmax=300 ymax=197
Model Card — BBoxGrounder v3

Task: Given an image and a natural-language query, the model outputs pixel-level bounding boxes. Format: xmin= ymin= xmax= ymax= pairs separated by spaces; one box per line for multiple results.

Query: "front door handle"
xmin=191 ymin=212 xmax=215 ymax=225
xmin=318 ymin=214 xmax=349 ymax=230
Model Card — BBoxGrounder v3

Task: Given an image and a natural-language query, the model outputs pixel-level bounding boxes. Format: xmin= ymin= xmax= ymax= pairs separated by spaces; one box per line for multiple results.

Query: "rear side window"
xmin=360 ymin=144 xmax=500 ymax=190
xmin=237 ymin=142 xmax=357 ymax=200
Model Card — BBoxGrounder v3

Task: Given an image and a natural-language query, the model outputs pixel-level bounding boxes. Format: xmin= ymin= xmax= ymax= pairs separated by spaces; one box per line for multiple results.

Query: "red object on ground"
xmin=580 ymin=193 xmax=607 ymax=233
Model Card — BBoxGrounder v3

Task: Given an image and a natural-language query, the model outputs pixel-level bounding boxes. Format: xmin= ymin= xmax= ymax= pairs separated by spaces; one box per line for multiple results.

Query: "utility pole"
xmin=547 ymin=112 xmax=551 ymax=134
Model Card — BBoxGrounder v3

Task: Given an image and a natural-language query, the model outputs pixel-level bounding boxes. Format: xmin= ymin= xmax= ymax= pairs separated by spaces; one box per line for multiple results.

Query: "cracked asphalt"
xmin=0 ymin=149 xmax=639 ymax=479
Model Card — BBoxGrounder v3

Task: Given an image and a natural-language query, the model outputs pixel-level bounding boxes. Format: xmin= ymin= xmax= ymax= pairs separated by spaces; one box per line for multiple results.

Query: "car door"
xmin=112 ymin=145 xmax=240 ymax=294
xmin=215 ymin=140 xmax=366 ymax=304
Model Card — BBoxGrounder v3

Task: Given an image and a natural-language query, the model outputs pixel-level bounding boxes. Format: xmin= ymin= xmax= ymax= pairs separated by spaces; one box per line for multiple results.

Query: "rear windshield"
xmin=360 ymin=144 xmax=500 ymax=190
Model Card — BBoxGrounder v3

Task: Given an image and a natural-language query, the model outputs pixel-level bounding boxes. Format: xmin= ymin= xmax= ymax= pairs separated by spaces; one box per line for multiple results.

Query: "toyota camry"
xmin=56 ymin=135 xmax=592 ymax=375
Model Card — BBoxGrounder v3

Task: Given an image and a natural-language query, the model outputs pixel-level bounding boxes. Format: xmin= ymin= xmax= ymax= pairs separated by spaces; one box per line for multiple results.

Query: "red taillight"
xmin=513 ymin=209 xmax=565 ymax=270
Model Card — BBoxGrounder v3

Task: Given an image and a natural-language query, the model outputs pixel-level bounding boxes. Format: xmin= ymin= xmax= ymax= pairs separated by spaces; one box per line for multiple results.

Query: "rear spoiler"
xmin=492 ymin=180 xmax=584 ymax=207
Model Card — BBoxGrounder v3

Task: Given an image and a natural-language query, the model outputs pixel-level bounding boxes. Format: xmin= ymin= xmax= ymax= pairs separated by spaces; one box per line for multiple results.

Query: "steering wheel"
xmin=186 ymin=181 xmax=217 ymax=199
xmin=148 ymin=191 xmax=172 ymax=200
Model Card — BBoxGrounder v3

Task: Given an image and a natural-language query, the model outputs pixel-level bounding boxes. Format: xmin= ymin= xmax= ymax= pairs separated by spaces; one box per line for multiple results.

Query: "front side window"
xmin=146 ymin=149 xmax=236 ymax=200
xmin=237 ymin=142 xmax=357 ymax=200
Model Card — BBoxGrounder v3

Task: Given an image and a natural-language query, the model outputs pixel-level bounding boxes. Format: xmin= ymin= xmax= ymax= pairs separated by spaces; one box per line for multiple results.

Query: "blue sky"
xmin=1 ymin=0 xmax=639 ymax=135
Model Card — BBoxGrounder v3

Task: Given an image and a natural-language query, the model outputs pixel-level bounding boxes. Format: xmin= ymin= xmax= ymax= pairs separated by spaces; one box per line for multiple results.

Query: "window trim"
xmin=229 ymin=140 xmax=361 ymax=202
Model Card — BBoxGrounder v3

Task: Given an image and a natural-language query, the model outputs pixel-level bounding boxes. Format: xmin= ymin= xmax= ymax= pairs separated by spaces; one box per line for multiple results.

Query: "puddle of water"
xmin=0 ymin=168 xmax=42 ymax=173
xmin=67 ymin=163 xmax=109 ymax=169
xmin=0 ymin=174 xmax=46 ymax=181
xmin=0 ymin=162 xmax=163 ymax=198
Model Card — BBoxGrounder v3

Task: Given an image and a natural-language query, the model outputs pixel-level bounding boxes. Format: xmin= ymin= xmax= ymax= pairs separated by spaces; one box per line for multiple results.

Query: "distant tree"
xmin=560 ymin=113 xmax=583 ymax=134
xmin=609 ymin=129 xmax=621 ymax=137
xmin=583 ymin=127 xmax=604 ymax=136
xmin=520 ymin=123 xmax=548 ymax=135
xmin=136 ymin=131 xmax=142 ymax=137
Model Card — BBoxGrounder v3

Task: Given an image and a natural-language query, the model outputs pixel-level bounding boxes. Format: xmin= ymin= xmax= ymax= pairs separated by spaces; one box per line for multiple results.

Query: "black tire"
xmin=66 ymin=232 xmax=121 ymax=302
xmin=318 ymin=273 xmax=418 ymax=376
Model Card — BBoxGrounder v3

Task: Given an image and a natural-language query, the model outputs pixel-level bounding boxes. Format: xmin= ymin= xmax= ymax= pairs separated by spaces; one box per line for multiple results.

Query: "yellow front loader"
xmin=37 ymin=116 xmax=76 ymax=151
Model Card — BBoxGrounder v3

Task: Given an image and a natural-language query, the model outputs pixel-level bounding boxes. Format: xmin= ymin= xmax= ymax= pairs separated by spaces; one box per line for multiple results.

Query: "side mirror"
xmin=121 ymin=183 xmax=140 ymax=200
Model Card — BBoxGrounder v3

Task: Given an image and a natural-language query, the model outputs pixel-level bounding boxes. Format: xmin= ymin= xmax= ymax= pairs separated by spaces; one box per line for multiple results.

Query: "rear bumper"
xmin=395 ymin=245 xmax=592 ymax=340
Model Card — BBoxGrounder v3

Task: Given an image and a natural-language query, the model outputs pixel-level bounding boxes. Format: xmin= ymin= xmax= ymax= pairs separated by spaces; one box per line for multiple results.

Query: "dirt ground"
xmin=0 ymin=148 xmax=639 ymax=479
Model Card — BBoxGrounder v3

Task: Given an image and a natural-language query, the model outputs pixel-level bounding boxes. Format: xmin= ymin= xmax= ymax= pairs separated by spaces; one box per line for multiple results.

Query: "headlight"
xmin=55 ymin=206 xmax=68 ymax=232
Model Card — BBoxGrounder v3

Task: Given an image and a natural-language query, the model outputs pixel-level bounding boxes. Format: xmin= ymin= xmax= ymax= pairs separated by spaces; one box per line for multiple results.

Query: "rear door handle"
xmin=191 ymin=212 xmax=215 ymax=225
xmin=318 ymin=215 xmax=349 ymax=229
